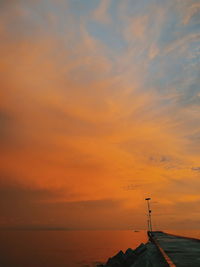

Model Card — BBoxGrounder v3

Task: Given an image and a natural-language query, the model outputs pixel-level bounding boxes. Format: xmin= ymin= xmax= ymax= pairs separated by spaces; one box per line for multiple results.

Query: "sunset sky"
xmin=1 ymin=0 xmax=200 ymax=230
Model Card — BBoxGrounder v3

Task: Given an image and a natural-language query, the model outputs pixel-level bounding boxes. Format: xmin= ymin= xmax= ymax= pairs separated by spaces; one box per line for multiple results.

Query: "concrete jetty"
xmin=149 ymin=231 xmax=200 ymax=267
xmin=98 ymin=231 xmax=200 ymax=267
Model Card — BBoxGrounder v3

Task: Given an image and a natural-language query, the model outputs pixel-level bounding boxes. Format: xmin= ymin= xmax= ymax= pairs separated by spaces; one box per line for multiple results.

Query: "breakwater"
xmin=98 ymin=231 xmax=200 ymax=267
xmin=97 ymin=239 xmax=168 ymax=267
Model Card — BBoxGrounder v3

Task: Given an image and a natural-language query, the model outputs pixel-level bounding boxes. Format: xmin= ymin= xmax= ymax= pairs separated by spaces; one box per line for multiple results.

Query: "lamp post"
xmin=145 ymin=197 xmax=152 ymax=232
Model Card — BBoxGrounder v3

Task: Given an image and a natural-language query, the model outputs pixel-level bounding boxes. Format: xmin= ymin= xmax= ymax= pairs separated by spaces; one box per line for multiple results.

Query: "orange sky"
xmin=0 ymin=0 xmax=200 ymax=230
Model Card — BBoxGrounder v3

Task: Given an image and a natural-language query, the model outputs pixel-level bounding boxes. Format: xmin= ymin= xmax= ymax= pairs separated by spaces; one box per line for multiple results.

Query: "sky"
xmin=0 ymin=0 xmax=200 ymax=230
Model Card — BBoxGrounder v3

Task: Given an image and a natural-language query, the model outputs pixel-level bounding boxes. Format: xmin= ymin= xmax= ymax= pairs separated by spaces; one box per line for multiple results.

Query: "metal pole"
xmin=147 ymin=218 xmax=150 ymax=232
xmin=148 ymin=200 xmax=153 ymax=232
xmin=145 ymin=198 xmax=153 ymax=232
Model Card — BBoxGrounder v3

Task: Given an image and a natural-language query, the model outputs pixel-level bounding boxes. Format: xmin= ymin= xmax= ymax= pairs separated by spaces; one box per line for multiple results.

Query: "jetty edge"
xmin=97 ymin=231 xmax=169 ymax=267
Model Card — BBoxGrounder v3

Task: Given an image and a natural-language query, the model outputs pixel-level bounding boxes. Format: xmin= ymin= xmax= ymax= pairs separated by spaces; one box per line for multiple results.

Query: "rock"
xmin=125 ymin=248 xmax=135 ymax=257
xmin=124 ymin=248 xmax=137 ymax=266
xmin=134 ymin=243 xmax=147 ymax=255
xmin=100 ymin=241 xmax=168 ymax=267
xmin=106 ymin=250 xmax=126 ymax=267
xmin=130 ymin=254 xmax=150 ymax=267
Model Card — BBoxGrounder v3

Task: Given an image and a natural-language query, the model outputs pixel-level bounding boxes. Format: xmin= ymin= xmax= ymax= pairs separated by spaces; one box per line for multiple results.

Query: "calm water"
xmin=0 ymin=230 xmax=148 ymax=267
xmin=0 ymin=229 xmax=200 ymax=267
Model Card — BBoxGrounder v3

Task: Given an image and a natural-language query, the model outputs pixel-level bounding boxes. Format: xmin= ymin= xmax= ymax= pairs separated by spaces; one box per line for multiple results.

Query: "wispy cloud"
xmin=92 ymin=0 xmax=112 ymax=24
xmin=0 ymin=0 xmax=200 ymax=229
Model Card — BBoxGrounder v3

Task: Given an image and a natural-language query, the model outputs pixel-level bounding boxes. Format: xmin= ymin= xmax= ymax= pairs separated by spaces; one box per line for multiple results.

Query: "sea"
xmin=0 ymin=229 xmax=200 ymax=267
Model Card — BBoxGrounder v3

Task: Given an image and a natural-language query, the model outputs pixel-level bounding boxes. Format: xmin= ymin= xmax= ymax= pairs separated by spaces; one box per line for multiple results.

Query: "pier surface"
xmin=150 ymin=231 xmax=200 ymax=267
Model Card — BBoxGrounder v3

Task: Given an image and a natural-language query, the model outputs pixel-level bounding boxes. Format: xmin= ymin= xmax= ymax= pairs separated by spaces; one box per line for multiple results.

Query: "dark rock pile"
xmin=97 ymin=243 xmax=147 ymax=267
xmin=97 ymin=242 xmax=168 ymax=267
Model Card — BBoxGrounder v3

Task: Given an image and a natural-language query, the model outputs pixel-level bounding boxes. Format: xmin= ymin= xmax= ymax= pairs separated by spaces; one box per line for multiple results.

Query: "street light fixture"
xmin=145 ymin=197 xmax=153 ymax=232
